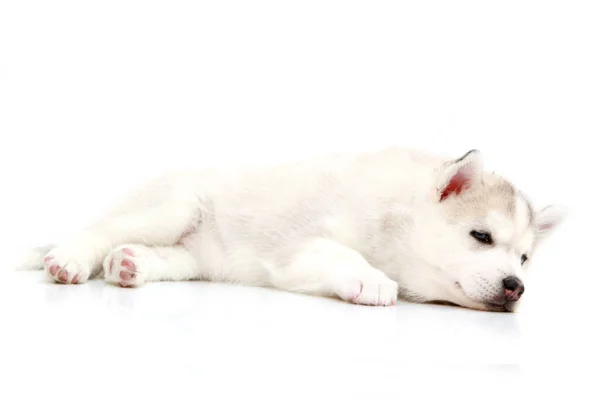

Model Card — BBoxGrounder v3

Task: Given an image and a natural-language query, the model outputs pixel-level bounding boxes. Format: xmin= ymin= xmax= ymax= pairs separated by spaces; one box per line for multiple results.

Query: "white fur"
xmin=17 ymin=147 xmax=565 ymax=311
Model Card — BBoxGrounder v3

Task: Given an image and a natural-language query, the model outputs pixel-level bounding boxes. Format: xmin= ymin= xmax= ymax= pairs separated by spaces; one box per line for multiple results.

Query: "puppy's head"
xmin=414 ymin=149 xmax=565 ymax=312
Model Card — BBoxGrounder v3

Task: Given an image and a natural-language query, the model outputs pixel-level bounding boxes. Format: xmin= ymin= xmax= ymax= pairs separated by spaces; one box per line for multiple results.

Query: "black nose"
xmin=502 ymin=276 xmax=525 ymax=302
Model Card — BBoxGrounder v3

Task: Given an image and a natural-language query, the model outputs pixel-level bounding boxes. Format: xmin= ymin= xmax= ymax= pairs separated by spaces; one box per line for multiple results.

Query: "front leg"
xmin=271 ymin=238 xmax=398 ymax=306
xmin=44 ymin=203 xmax=199 ymax=284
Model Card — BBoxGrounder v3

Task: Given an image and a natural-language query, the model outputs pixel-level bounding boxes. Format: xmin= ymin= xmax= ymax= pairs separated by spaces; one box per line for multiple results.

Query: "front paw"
xmin=338 ymin=273 xmax=398 ymax=307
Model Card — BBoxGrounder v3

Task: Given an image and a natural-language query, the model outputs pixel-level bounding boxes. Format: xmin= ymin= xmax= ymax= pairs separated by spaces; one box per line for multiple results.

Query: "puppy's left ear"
xmin=534 ymin=205 xmax=567 ymax=242
xmin=437 ymin=149 xmax=483 ymax=201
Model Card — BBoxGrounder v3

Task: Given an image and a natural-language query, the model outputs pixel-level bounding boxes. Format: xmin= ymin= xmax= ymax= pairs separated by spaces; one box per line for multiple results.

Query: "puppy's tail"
xmin=14 ymin=245 xmax=55 ymax=270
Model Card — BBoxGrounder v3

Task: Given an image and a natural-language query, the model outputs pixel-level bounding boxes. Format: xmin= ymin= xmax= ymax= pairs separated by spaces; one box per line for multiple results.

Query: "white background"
xmin=0 ymin=1 xmax=598 ymax=398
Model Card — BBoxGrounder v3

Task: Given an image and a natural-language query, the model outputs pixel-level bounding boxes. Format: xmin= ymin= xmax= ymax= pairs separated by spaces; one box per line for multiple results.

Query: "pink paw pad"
xmin=119 ymin=259 xmax=137 ymax=282
xmin=119 ymin=271 xmax=134 ymax=280
xmin=120 ymin=259 xmax=136 ymax=271
xmin=122 ymin=248 xmax=135 ymax=257
xmin=115 ymin=252 xmax=138 ymax=287
xmin=57 ymin=270 xmax=69 ymax=283
xmin=49 ymin=265 xmax=59 ymax=276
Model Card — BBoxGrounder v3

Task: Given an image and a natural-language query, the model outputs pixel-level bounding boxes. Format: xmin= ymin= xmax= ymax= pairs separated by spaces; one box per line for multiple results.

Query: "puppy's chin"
xmin=503 ymin=300 xmax=522 ymax=313
xmin=427 ymin=298 xmax=522 ymax=313
xmin=482 ymin=301 xmax=521 ymax=313
xmin=427 ymin=300 xmax=492 ymax=312
xmin=483 ymin=303 xmax=509 ymax=312
xmin=427 ymin=300 xmax=458 ymax=307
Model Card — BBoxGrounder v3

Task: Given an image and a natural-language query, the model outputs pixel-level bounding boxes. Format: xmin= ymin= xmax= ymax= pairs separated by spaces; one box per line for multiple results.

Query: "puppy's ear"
xmin=437 ymin=149 xmax=483 ymax=201
xmin=534 ymin=204 xmax=567 ymax=242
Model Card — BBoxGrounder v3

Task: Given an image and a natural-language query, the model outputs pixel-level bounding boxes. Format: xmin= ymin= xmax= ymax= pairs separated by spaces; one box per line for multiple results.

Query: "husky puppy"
xmin=18 ymin=147 xmax=565 ymax=312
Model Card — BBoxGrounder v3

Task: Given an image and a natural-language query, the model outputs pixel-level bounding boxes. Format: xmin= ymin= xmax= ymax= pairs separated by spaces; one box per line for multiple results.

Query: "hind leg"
xmin=44 ymin=203 xmax=199 ymax=284
xmin=103 ymin=244 xmax=199 ymax=287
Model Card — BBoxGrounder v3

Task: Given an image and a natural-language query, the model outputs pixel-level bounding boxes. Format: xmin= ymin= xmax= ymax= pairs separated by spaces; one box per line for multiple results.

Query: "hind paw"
xmin=103 ymin=245 xmax=150 ymax=287
xmin=43 ymin=250 xmax=92 ymax=284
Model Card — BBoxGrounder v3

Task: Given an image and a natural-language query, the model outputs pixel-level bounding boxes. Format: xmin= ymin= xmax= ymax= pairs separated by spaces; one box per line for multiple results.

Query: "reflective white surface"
xmin=1 ymin=252 xmax=594 ymax=399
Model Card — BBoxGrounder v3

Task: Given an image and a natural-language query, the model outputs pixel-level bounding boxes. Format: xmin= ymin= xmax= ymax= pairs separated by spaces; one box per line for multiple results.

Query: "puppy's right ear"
xmin=436 ymin=149 xmax=483 ymax=201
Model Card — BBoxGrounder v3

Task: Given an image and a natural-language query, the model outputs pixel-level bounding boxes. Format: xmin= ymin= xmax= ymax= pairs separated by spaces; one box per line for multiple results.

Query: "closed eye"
xmin=470 ymin=230 xmax=493 ymax=245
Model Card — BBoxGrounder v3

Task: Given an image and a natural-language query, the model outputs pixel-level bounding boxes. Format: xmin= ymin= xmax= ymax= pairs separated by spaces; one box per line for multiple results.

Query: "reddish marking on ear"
xmin=440 ymin=169 xmax=470 ymax=201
